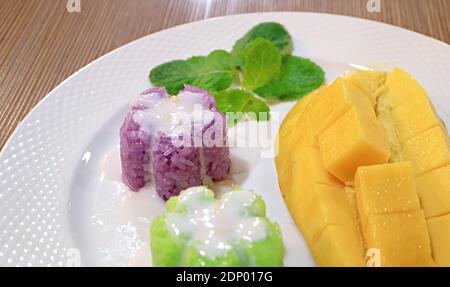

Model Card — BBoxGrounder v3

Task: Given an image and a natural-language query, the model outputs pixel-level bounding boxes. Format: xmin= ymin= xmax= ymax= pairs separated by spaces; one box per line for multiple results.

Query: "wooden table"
xmin=1 ymin=0 xmax=449 ymax=150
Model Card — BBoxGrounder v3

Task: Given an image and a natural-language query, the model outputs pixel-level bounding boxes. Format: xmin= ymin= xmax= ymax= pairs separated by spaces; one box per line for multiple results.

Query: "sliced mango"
xmin=291 ymin=146 xmax=340 ymax=187
xmin=277 ymin=88 xmax=326 ymax=196
xmin=281 ymin=145 xmax=340 ymax=206
xmin=365 ymin=211 xmax=434 ymax=266
xmin=276 ymin=116 xmax=317 ymax=180
xmin=312 ymin=225 xmax=365 ymax=267
xmin=318 ymin=106 xmax=390 ymax=183
xmin=276 ymin=67 xmax=449 ymax=267
xmin=308 ymin=78 xmax=374 ymax=136
xmin=276 ymin=88 xmax=325 ymax=190
xmin=355 ymin=162 xmax=421 ymax=235
xmin=296 ymin=115 xmax=318 ymax=148
xmin=345 ymin=69 xmax=387 ymax=105
xmin=298 ymin=184 xmax=354 ymax=244
xmin=385 ymin=68 xmax=427 ymax=108
xmin=427 ymin=214 xmax=450 ymax=266
xmin=416 ymin=165 xmax=450 ymax=219
xmin=277 ymin=85 xmax=326 ymax=163
xmin=279 ymin=86 xmax=325 ymax=140
xmin=392 ymin=96 xmax=443 ymax=142
xmin=403 ymin=126 xmax=450 ymax=176
xmin=287 ymin=184 xmax=349 ymax=243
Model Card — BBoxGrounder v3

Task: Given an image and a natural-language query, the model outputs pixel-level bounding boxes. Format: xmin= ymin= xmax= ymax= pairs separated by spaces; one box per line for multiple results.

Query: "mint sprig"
xmin=149 ymin=50 xmax=236 ymax=95
xmin=147 ymin=22 xmax=325 ymax=125
xmin=254 ymin=55 xmax=325 ymax=101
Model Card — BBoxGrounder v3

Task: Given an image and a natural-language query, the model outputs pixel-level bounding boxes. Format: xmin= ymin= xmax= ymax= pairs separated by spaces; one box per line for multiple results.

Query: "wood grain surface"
xmin=1 ymin=0 xmax=449 ymax=150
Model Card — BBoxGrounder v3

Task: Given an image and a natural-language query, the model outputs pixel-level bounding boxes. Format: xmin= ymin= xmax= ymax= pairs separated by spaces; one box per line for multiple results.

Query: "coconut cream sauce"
xmin=94 ymin=121 xmax=302 ymax=266
xmin=132 ymin=91 xmax=214 ymax=135
xmin=166 ymin=187 xmax=267 ymax=258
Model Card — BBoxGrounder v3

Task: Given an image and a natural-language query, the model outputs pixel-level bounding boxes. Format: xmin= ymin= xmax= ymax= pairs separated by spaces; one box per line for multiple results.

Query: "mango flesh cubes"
xmin=355 ymin=162 xmax=434 ymax=266
xmin=312 ymin=225 xmax=365 ymax=267
xmin=392 ymin=96 xmax=443 ymax=142
xmin=276 ymin=68 xmax=450 ymax=266
xmin=308 ymin=78 xmax=374 ymax=136
xmin=344 ymin=70 xmax=386 ymax=105
xmin=416 ymin=165 xmax=450 ymax=219
xmin=318 ymin=106 xmax=390 ymax=183
xmin=403 ymin=126 xmax=450 ymax=176
xmin=355 ymin=162 xmax=421 ymax=234
xmin=365 ymin=211 xmax=434 ymax=267
xmin=282 ymin=146 xmax=340 ymax=209
xmin=385 ymin=68 xmax=428 ymax=108
xmin=427 ymin=214 xmax=450 ymax=266
xmin=303 ymin=184 xmax=354 ymax=241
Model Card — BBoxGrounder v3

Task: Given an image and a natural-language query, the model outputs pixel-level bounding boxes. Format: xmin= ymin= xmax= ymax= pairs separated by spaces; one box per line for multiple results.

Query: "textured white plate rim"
xmin=1 ymin=11 xmax=448 ymax=156
xmin=1 ymin=12 xmax=449 ymax=267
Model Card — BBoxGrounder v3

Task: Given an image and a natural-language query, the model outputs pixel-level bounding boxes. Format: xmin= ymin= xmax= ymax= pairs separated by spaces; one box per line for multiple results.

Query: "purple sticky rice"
xmin=119 ymin=85 xmax=231 ymax=200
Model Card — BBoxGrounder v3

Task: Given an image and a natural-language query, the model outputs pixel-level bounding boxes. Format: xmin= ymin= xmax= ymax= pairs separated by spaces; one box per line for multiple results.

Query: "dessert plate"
xmin=0 ymin=12 xmax=449 ymax=267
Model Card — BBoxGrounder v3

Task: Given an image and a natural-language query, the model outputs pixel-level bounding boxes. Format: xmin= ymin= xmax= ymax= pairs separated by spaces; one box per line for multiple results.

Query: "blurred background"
xmin=0 ymin=0 xmax=449 ymax=150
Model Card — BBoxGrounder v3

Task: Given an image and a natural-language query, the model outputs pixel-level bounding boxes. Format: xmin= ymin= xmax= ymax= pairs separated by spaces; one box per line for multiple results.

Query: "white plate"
xmin=0 ymin=12 xmax=449 ymax=267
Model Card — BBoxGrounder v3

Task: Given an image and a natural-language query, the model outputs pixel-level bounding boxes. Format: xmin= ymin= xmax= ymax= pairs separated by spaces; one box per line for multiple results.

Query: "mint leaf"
xmin=149 ymin=50 xmax=236 ymax=95
xmin=189 ymin=50 xmax=236 ymax=92
xmin=231 ymin=22 xmax=292 ymax=67
xmin=214 ymin=89 xmax=270 ymax=126
xmin=254 ymin=55 xmax=325 ymax=101
xmin=149 ymin=60 xmax=188 ymax=95
xmin=242 ymin=38 xmax=282 ymax=91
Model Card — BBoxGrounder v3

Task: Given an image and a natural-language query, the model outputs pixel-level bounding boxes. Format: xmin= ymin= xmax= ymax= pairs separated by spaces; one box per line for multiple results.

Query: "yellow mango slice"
xmin=277 ymin=116 xmax=317 ymax=178
xmin=286 ymin=194 xmax=309 ymax=239
xmin=417 ymin=165 xmax=450 ymax=219
xmin=365 ymin=211 xmax=434 ymax=266
xmin=355 ymin=162 xmax=421 ymax=235
xmin=278 ymin=107 xmax=309 ymax=156
xmin=345 ymin=69 xmax=387 ymax=105
xmin=276 ymin=88 xmax=325 ymax=176
xmin=282 ymin=145 xmax=341 ymax=208
xmin=279 ymin=86 xmax=324 ymax=139
xmin=276 ymin=87 xmax=327 ymax=196
xmin=403 ymin=126 xmax=450 ymax=176
xmin=279 ymin=146 xmax=342 ymax=217
xmin=299 ymin=184 xmax=354 ymax=244
xmin=427 ymin=214 xmax=450 ymax=266
xmin=276 ymin=67 xmax=448 ymax=267
xmin=392 ymin=96 xmax=443 ymax=142
xmin=291 ymin=146 xmax=341 ymax=188
xmin=308 ymin=78 xmax=374 ymax=136
xmin=318 ymin=106 xmax=391 ymax=183
xmin=312 ymin=225 xmax=365 ymax=267
xmin=296 ymin=115 xmax=318 ymax=148
xmin=385 ymin=68 xmax=427 ymax=109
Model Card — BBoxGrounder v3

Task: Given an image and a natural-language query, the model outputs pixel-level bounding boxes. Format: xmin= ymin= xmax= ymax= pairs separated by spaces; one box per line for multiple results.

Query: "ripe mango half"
xmin=276 ymin=68 xmax=450 ymax=267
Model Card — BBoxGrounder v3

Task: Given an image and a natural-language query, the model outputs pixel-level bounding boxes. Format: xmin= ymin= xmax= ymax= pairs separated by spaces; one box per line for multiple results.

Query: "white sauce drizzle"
xmin=132 ymin=91 xmax=213 ymax=136
xmin=129 ymin=92 xmax=164 ymax=109
xmin=166 ymin=187 xmax=267 ymax=258
xmin=93 ymin=146 xmax=165 ymax=266
xmin=93 ymin=122 xmax=307 ymax=266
